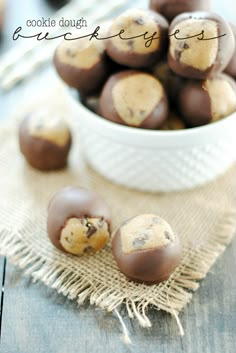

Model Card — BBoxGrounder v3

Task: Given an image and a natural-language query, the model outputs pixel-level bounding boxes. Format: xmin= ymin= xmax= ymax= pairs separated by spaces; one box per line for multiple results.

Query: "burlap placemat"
xmin=0 ymin=86 xmax=236 ymax=337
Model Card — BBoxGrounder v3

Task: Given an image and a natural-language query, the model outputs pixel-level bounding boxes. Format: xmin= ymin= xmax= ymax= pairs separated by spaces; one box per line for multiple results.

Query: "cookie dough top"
xmin=109 ymin=8 xmax=161 ymax=54
xmin=120 ymin=214 xmax=176 ymax=254
xmin=112 ymin=72 xmax=164 ymax=126
xmin=56 ymin=38 xmax=105 ymax=70
xmin=28 ymin=110 xmax=71 ymax=147
xmin=170 ymin=19 xmax=218 ymax=71
xmin=204 ymin=78 xmax=236 ymax=121
xmin=60 ymin=217 xmax=110 ymax=255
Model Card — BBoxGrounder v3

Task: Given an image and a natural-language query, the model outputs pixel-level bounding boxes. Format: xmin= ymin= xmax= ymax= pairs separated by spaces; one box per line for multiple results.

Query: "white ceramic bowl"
xmin=68 ymin=93 xmax=236 ymax=192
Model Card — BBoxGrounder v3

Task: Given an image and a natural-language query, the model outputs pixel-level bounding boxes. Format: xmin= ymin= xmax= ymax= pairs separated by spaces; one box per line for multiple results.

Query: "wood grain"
xmin=0 ymin=237 xmax=235 ymax=353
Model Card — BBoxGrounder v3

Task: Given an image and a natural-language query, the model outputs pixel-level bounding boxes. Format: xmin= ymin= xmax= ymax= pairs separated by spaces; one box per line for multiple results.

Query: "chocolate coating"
xmin=168 ymin=12 xmax=235 ymax=79
xmin=150 ymin=0 xmax=211 ymax=22
xmin=19 ymin=112 xmax=72 ymax=171
xmin=112 ymin=214 xmax=182 ymax=284
xmin=177 ymin=73 xmax=236 ymax=127
xmin=225 ymin=24 xmax=236 ymax=78
xmin=53 ymin=38 xmax=110 ymax=95
xmin=106 ymin=8 xmax=169 ymax=68
xmin=47 ymin=186 xmax=111 ymax=254
xmin=152 ymin=62 xmax=186 ymax=106
xmin=99 ymin=70 xmax=169 ymax=129
xmin=166 ymin=70 xmax=186 ymax=105
xmin=152 ymin=61 xmax=170 ymax=89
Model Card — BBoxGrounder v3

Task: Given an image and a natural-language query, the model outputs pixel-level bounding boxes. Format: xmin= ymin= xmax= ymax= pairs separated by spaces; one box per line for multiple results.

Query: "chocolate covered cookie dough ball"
xmin=19 ymin=110 xmax=72 ymax=171
xmin=166 ymin=71 xmax=186 ymax=105
xmin=99 ymin=70 xmax=169 ymax=129
xmin=152 ymin=61 xmax=170 ymax=88
xmin=152 ymin=62 xmax=186 ymax=106
xmin=161 ymin=111 xmax=186 ymax=130
xmin=54 ymin=37 xmax=110 ymax=95
xmin=177 ymin=74 xmax=236 ymax=127
xmin=225 ymin=24 xmax=236 ymax=78
xmin=112 ymin=214 xmax=182 ymax=284
xmin=47 ymin=187 xmax=111 ymax=255
xmin=168 ymin=12 xmax=235 ymax=79
xmin=150 ymin=0 xmax=211 ymax=22
xmin=106 ymin=8 xmax=169 ymax=68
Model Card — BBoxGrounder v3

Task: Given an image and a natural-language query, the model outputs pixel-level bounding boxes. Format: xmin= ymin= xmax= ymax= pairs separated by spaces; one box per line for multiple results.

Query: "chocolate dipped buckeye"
xmin=53 ymin=37 xmax=110 ymax=95
xmin=19 ymin=111 xmax=72 ymax=171
xmin=106 ymin=8 xmax=169 ymax=68
xmin=168 ymin=12 xmax=235 ymax=79
xmin=99 ymin=70 xmax=169 ymax=129
xmin=150 ymin=0 xmax=211 ymax=22
xmin=177 ymin=73 xmax=236 ymax=127
xmin=152 ymin=61 xmax=170 ymax=89
xmin=152 ymin=62 xmax=186 ymax=106
xmin=47 ymin=187 xmax=111 ymax=255
xmin=161 ymin=111 xmax=186 ymax=130
xmin=225 ymin=24 xmax=236 ymax=79
xmin=166 ymin=71 xmax=186 ymax=105
xmin=112 ymin=214 xmax=182 ymax=284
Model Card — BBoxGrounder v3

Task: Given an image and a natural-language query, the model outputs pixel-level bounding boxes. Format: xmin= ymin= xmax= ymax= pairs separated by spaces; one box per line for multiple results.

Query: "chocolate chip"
xmin=97 ymin=218 xmax=105 ymax=228
xmin=164 ymin=231 xmax=171 ymax=241
xmin=175 ymin=41 xmax=190 ymax=61
xmin=133 ymin=237 xmax=146 ymax=248
xmin=83 ymin=245 xmax=94 ymax=254
xmin=183 ymin=43 xmax=189 ymax=49
xmin=142 ymin=232 xmax=150 ymax=240
xmin=87 ymin=225 xmax=97 ymax=238
xmin=175 ymin=49 xmax=182 ymax=61
xmin=134 ymin=17 xmax=144 ymax=25
xmin=127 ymin=40 xmax=134 ymax=49
xmin=66 ymin=48 xmax=76 ymax=58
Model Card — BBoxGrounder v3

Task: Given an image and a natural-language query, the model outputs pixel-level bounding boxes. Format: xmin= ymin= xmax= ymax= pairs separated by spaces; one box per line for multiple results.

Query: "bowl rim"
xmin=68 ymin=91 xmax=236 ymax=147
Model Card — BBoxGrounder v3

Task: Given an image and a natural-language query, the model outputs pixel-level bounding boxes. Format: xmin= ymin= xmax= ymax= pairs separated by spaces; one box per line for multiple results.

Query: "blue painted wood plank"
xmin=1 ymin=237 xmax=236 ymax=353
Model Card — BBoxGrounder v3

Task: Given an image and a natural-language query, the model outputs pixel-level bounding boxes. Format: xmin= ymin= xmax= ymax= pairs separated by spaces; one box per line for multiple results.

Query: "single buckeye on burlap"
xmin=0 ymin=89 xmax=236 ymax=335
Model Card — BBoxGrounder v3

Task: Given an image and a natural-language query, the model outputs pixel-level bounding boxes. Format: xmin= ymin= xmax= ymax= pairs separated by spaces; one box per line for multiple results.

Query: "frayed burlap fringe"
xmin=1 ymin=210 xmax=235 ymax=332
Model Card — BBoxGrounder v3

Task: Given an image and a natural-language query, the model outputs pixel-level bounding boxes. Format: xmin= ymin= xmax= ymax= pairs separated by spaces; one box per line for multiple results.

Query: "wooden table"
xmin=0 ymin=1 xmax=236 ymax=352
